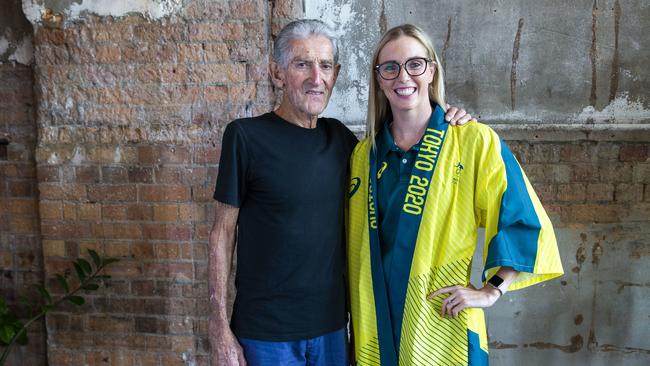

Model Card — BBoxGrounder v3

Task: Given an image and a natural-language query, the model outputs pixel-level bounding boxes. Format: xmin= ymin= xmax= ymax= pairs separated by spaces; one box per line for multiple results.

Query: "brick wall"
xmin=0 ymin=62 xmax=45 ymax=365
xmin=28 ymin=1 xmax=301 ymax=365
xmin=1 ymin=0 xmax=648 ymax=365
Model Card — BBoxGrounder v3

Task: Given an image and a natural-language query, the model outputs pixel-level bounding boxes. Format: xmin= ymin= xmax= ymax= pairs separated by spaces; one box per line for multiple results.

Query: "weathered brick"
xmin=204 ymin=42 xmax=229 ymax=62
xmin=560 ymin=143 xmax=598 ymax=162
xmin=104 ymin=242 xmax=131 ymax=258
xmin=143 ymin=261 xmax=193 ymax=278
xmin=87 ymin=315 xmax=133 ymax=332
xmin=141 ymin=224 xmax=192 ymax=240
xmin=138 ymin=145 xmax=191 ymax=165
xmin=599 ymin=162 xmax=633 ymax=183
xmin=74 ymin=166 xmax=101 ymax=184
xmin=586 ymin=183 xmax=614 ymax=202
xmin=38 ymin=183 xmax=87 ymax=200
xmin=94 ymin=45 xmax=122 ymax=64
xmin=190 ymin=64 xmax=246 ymax=83
xmin=9 ymin=216 xmax=38 ymax=233
xmin=40 ymin=201 xmax=63 ymax=219
xmin=102 ymin=260 xmax=142 ymax=278
xmin=203 ymin=85 xmax=228 ymax=103
xmin=230 ymin=0 xmax=264 ymax=18
xmin=88 ymin=184 xmax=137 ymax=202
xmin=614 ymin=183 xmax=644 ymax=202
xmin=566 ymin=204 xmax=625 ymax=223
xmin=619 ymin=144 xmax=649 ymax=162
xmin=126 ymin=204 xmax=154 ymax=221
xmin=78 ymin=203 xmax=101 ymax=220
xmin=161 ymin=65 xmax=190 ymax=84
xmin=633 ymin=163 xmax=650 ymax=183
xmin=140 ymin=185 xmax=190 ymax=202
xmin=41 ymin=223 xmax=91 ymax=239
xmin=63 ymin=202 xmax=77 ymax=221
xmin=153 ymin=205 xmax=179 ymax=222
xmin=101 ymin=166 xmax=128 ymax=183
xmin=8 ymin=180 xmax=35 ymax=197
xmin=189 ymin=23 xmax=244 ymax=41
xmin=154 ymin=167 xmax=185 ymax=184
xmin=37 ymin=165 xmax=61 ymax=182
xmin=177 ymin=43 xmax=204 ymax=63
xmin=102 ymin=204 xmax=128 ymax=220
xmin=4 ymin=198 xmax=38 ymax=215
xmin=132 ymin=242 xmax=155 ymax=260
xmin=92 ymin=223 xmax=143 ymax=240
xmin=43 ymin=240 xmax=65 ymax=257
xmin=128 ymin=166 xmax=154 ymax=183
xmin=154 ymin=243 xmax=181 ymax=259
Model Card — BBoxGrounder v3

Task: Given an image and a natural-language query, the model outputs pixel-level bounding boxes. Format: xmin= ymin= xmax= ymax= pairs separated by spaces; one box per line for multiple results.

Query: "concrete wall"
xmin=307 ymin=1 xmax=650 ymax=365
xmin=308 ymin=0 xmax=650 ymax=127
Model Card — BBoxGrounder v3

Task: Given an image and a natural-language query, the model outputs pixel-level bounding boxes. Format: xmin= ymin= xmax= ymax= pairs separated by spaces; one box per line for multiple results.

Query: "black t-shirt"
xmin=214 ymin=112 xmax=358 ymax=341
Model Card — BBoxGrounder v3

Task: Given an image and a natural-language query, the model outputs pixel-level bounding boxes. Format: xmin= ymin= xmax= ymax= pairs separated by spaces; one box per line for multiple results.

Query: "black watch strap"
xmin=487 ymin=274 xmax=507 ymax=296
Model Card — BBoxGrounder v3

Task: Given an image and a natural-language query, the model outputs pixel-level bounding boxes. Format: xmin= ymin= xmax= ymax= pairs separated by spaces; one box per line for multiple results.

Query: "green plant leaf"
xmin=35 ymin=285 xmax=52 ymax=305
xmin=77 ymin=258 xmax=92 ymax=275
xmin=67 ymin=296 xmax=85 ymax=306
xmin=73 ymin=262 xmax=86 ymax=282
xmin=88 ymin=249 xmax=101 ymax=267
xmin=0 ymin=324 xmax=16 ymax=345
xmin=82 ymin=284 xmax=99 ymax=291
xmin=56 ymin=274 xmax=70 ymax=294
xmin=0 ymin=298 xmax=7 ymax=316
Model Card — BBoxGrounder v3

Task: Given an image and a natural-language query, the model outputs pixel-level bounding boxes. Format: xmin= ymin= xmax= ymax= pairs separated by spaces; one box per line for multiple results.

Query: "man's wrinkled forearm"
xmin=208 ymin=201 xmax=240 ymax=329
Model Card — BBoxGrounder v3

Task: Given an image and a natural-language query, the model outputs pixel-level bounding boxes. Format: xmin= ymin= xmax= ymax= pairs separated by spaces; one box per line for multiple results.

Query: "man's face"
xmin=272 ymin=36 xmax=340 ymax=122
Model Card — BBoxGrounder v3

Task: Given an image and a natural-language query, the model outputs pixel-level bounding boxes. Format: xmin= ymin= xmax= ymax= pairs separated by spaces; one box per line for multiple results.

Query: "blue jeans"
xmin=238 ymin=327 xmax=348 ymax=366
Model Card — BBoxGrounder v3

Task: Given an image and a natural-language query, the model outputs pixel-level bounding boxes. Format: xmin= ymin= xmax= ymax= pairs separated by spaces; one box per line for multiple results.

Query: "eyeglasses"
xmin=374 ymin=57 xmax=433 ymax=80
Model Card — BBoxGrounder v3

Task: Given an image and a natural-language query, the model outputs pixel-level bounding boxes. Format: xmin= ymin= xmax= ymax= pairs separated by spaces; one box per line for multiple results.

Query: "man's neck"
xmin=275 ymin=104 xmax=318 ymax=129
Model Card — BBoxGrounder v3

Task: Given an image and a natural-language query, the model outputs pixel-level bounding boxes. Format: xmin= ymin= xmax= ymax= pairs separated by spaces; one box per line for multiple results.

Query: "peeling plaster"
xmin=0 ymin=37 xmax=9 ymax=55
xmin=22 ymin=0 xmax=183 ymax=25
xmin=306 ymin=0 xmax=373 ymax=126
xmin=575 ymin=95 xmax=649 ymax=124
xmin=1 ymin=27 xmax=34 ymax=65
xmin=7 ymin=35 xmax=34 ymax=65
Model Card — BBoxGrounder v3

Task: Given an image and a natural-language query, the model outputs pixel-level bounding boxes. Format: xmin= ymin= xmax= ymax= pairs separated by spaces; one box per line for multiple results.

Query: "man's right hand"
xmin=212 ymin=325 xmax=247 ymax=366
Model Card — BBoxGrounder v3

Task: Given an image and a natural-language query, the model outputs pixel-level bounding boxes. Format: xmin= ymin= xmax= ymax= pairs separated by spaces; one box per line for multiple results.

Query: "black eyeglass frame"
xmin=374 ymin=57 xmax=434 ymax=80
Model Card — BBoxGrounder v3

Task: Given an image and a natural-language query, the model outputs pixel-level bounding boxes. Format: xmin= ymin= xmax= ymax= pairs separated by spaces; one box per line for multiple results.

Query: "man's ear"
xmin=332 ymin=63 xmax=341 ymax=85
xmin=270 ymin=62 xmax=284 ymax=89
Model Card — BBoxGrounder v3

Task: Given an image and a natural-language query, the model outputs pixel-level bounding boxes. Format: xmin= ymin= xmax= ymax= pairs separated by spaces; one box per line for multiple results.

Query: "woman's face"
xmin=376 ymin=36 xmax=434 ymax=114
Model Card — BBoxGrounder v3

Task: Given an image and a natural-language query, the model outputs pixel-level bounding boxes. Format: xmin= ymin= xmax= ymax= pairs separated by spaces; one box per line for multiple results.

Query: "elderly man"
xmin=209 ymin=19 xmax=471 ymax=366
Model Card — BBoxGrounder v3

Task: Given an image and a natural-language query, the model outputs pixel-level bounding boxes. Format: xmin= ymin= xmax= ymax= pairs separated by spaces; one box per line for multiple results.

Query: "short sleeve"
xmin=476 ymin=129 xmax=563 ymax=290
xmin=213 ymin=122 xmax=249 ymax=207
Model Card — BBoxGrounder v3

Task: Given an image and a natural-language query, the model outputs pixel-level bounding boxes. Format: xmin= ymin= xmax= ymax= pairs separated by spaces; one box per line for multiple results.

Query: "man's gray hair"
xmin=273 ymin=19 xmax=339 ymax=68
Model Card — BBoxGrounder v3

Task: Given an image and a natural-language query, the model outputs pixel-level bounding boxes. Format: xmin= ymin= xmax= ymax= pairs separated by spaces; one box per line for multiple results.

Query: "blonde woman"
xmin=347 ymin=24 xmax=563 ymax=365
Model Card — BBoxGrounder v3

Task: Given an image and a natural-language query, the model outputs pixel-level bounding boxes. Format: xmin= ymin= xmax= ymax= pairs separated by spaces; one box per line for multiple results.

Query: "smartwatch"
xmin=487 ymin=275 xmax=507 ymax=296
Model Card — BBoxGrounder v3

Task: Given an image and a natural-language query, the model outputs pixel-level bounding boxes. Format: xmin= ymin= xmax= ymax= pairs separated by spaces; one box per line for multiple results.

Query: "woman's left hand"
xmin=427 ymin=284 xmax=501 ymax=318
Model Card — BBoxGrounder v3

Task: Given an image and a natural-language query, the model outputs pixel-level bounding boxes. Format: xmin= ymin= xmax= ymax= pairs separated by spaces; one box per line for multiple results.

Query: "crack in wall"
xmin=510 ymin=18 xmax=523 ymax=111
xmin=608 ymin=0 xmax=621 ymax=103
xmin=590 ymin=0 xmax=599 ymax=107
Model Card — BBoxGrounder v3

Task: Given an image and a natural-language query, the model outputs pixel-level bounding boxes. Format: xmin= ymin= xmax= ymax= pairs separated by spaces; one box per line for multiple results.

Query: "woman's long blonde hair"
xmin=366 ymin=24 xmax=447 ymax=144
